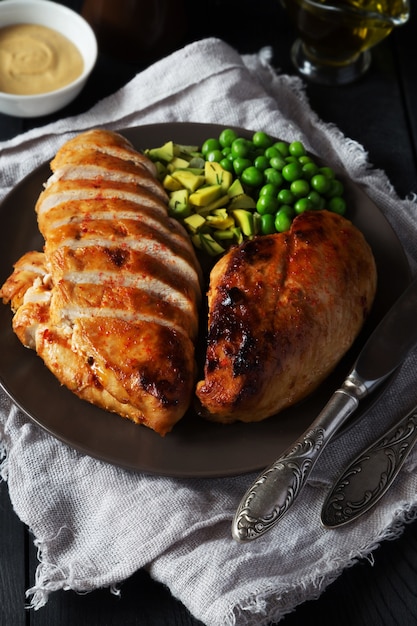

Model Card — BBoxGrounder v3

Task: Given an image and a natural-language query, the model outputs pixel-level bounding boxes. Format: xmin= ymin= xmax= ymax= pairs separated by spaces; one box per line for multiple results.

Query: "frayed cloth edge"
xmin=0 ymin=439 xmax=9 ymax=482
xmin=25 ymin=538 xmax=123 ymax=610
xmin=219 ymin=502 xmax=417 ymax=626
xmin=24 ymin=502 xmax=417 ymax=618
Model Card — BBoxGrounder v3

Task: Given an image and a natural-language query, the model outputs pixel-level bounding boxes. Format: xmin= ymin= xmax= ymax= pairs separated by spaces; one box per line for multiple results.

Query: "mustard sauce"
xmin=0 ymin=24 xmax=84 ymax=95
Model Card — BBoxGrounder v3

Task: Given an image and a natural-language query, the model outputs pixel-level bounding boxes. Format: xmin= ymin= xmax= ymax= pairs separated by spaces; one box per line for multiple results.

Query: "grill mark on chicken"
xmin=61 ymin=270 xmax=197 ymax=315
xmin=37 ymin=185 xmax=168 ymax=218
xmin=47 ymin=209 xmax=166 ymax=232
xmin=48 ymin=163 xmax=167 ymax=202
xmin=48 ymin=234 xmax=200 ymax=288
xmin=55 ymin=305 xmax=189 ymax=335
xmin=37 ymin=188 xmax=199 ymax=284
xmin=38 ymin=197 xmax=197 ymax=265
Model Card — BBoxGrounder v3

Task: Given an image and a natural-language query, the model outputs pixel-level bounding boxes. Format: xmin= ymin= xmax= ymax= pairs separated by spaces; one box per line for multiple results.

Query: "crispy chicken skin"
xmin=1 ymin=129 xmax=202 ymax=436
xmin=196 ymin=210 xmax=377 ymax=423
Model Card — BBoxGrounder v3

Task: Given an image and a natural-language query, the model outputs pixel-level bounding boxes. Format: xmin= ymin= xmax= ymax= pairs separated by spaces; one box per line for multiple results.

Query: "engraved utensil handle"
xmin=233 ymin=276 xmax=417 ymax=542
xmin=321 ymin=406 xmax=417 ymax=528
xmin=232 ymin=371 xmax=375 ymax=542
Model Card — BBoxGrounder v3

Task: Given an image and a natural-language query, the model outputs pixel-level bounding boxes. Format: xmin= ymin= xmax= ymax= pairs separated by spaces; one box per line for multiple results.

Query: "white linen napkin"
xmin=1 ymin=37 xmax=417 ymax=626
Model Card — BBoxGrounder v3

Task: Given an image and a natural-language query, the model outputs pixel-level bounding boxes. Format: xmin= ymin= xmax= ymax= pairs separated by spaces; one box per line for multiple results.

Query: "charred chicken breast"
xmin=196 ymin=210 xmax=377 ymax=423
xmin=1 ymin=129 xmax=202 ymax=436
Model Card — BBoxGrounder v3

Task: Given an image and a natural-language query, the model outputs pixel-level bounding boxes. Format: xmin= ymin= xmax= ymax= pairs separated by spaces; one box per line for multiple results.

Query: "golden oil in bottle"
xmin=282 ymin=0 xmax=409 ymax=66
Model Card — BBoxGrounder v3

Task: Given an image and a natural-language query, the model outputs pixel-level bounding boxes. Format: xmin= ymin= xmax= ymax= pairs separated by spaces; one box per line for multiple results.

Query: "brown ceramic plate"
xmin=0 ymin=123 xmax=410 ymax=477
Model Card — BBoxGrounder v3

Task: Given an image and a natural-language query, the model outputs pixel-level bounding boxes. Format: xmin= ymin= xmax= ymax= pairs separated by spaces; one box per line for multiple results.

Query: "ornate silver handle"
xmin=321 ymin=407 xmax=417 ymax=528
xmin=232 ymin=385 xmax=361 ymax=542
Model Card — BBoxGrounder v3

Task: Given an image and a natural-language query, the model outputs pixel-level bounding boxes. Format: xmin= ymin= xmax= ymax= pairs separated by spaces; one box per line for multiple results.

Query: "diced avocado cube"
xmin=180 ymin=168 xmax=205 ymax=175
xmin=168 ymin=189 xmax=191 ymax=218
xmin=184 ymin=213 xmax=206 ymax=232
xmin=163 ymin=174 xmax=183 ymax=191
xmin=188 ymin=156 xmax=205 ymax=169
xmin=213 ymin=227 xmax=243 ymax=244
xmin=191 ymin=233 xmax=203 ymax=250
xmin=204 ymin=161 xmax=233 ymax=191
xmin=197 ymin=195 xmax=229 ymax=215
xmin=199 ymin=233 xmax=226 ymax=256
xmin=253 ymin=212 xmax=262 ymax=235
xmin=146 ymin=141 xmax=175 ymax=163
xmin=169 ymin=189 xmax=189 ymax=205
xmin=229 ymin=194 xmax=256 ymax=210
xmin=232 ymin=227 xmax=243 ymax=245
xmin=206 ymin=214 xmax=235 ymax=230
xmin=227 ymin=178 xmax=245 ymax=198
xmin=213 ymin=208 xmax=229 ymax=219
xmin=189 ymin=184 xmax=223 ymax=207
xmin=232 ymin=209 xmax=255 ymax=236
xmin=172 ymin=170 xmax=205 ymax=192
xmin=167 ymin=156 xmax=191 ymax=170
xmin=154 ymin=161 xmax=167 ymax=179
xmin=176 ymin=144 xmax=201 ymax=158
xmin=212 ymin=229 xmax=236 ymax=241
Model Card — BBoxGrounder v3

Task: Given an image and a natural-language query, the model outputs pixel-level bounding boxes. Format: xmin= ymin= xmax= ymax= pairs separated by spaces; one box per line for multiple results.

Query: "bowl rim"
xmin=0 ymin=0 xmax=98 ymax=101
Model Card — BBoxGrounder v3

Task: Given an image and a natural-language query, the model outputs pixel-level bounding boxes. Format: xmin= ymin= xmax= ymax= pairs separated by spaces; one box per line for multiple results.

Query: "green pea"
xmin=233 ymin=157 xmax=252 ymax=176
xmin=298 ymin=155 xmax=313 ymax=164
xmin=202 ymin=138 xmax=221 ymax=156
xmin=206 ymin=149 xmax=223 ymax=162
xmin=254 ymin=155 xmax=270 ymax=172
xmin=289 ymin=141 xmax=306 ymax=158
xmin=290 ymin=179 xmax=310 ymax=198
xmin=260 ymin=183 xmax=279 ymax=197
xmin=264 ymin=168 xmax=283 ymax=186
xmin=231 ymin=138 xmax=251 ymax=159
xmin=280 ymin=204 xmax=296 ymax=218
xmin=264 ymin=146 xmax=280 ymax=160
xmin=269 ymin=155 xmax=286 ymax=171
xmin=241 ymin=166 xmax=264 ymax=187
xmin=219 ymin=158 xmax=234 ymax=172
xmin=319 ymin=166 xmax=336 ymax=179
xmin=256 ymin=195 xmax=279 ymax=215
xmin=307 ymin=190 xmax=324 ymax=208
xmin=252 ymin=131 xmax=273 ymax=149
xmin=326 ymin=179 xmax=344 ymax=198
xmin=282 ymin=161 xmax=303 ymax=182
xmin=327 ymin=196 xmax=347 ymax=214
xmin=278 ymin=188 xmax=295 ymax=205
xmin=294 ymin=198 xmax=314 ymax=214
xmin=219 ymin=128 xmax=238 ymax=148
xmin=311 ymin=174 xmax=331 ymax=194
xmin=275 ymin=207 xmax=294 ymax=232
xmin=302 ymin=162 xmax=319 ymax=179
xmin=260 ymin=213 xmax=276 ymax=234
xmin=274 ymin=141 xmax=290 ymax=157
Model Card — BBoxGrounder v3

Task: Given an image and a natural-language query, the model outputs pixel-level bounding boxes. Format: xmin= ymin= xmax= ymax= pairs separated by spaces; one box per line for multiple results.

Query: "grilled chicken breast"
xmin=1 ymin=129 xmax=202 ymax=436
xmin=196 ymin=210 xmax=377 ymax=423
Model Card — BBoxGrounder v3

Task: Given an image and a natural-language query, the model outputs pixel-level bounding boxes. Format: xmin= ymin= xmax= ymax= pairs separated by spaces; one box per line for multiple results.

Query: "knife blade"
xmin=232 ymin=275 xmax=417 ymax=543
xmin=321 ymin=405 xmax=417 ymax=528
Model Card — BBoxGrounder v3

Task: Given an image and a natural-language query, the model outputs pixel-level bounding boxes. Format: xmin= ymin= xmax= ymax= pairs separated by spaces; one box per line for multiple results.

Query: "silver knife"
xmin=232 ymin=275 xmax=417 ymax=542
xmin=321 ymin=404 xmax=417 ymax=528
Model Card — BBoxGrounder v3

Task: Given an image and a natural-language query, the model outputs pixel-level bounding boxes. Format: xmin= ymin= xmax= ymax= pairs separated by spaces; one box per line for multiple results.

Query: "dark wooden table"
xmin=1 ymin=2 xmax=417 ymax=624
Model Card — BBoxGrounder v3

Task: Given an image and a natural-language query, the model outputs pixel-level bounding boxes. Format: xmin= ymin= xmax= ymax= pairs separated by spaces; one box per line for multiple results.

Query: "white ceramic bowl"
xmin=0 ymin=0 xmax=97 ymax=117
